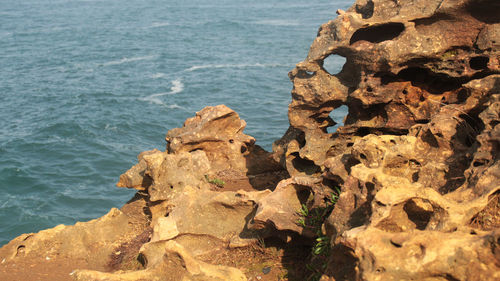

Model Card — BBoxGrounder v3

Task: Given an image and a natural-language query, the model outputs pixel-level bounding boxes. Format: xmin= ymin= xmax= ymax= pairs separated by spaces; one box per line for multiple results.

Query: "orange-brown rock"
xmin=1 ymin=0 xmax=499 ymax=280
xmin=267 ymin=0 xmax=500 ymax=279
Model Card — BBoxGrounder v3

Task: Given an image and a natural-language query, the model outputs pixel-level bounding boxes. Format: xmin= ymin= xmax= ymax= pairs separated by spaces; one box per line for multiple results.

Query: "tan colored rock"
xmin=328 ymin=227 xmax=500 ymax=281
xmin=252 ymin=176 xmax=334 ymax=238
xmin=0 ymin=203 xmax=150 ymax=281
xmin=72 ymin=241 xmax=247 ymax=281
xmin=272 ymin=0 xmax=500 ymax=279
xmin=151 ymin=187 xmax=270 ymax=249
xmin=166 ymin=104 xmax=281 ymax=175
xmin=117 ymin=149 xmax=160 ymax=190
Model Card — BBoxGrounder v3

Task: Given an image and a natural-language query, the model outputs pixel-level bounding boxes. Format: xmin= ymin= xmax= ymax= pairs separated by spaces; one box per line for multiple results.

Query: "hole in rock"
xmin=296 ymin=187 xmax=312 ymax=204
xmin=321 ymin=54 xmax=346 ymax=75
xmin=16 ymin=245 xmax=25 ymax=255
xmin=403 ymin=199 xmax=433 ymax=230
xmin=297 ymin=130 xmax=306 ymax=149
xmin=466 ymin=0 xmax=500 ymax=23
xmin=356 ymin=127 xmax=371 ymax=137
xmin=411 ymin=172 xmax=420 ymax=182
xmin=444 ymin=274 xmax=461 ymax=281
xmin=240 ymin=145 xmax=247 ymax=153
xmin=322 ymin=178 xmax=342 ymax=191
xmin=390 ymin=240 xmax=402 ymax=248
xmin=349 ymin=22 xmax=405 ymax=45
xmin=137 ymin=253 xmax=147 ymax=267
xmin=396 ymin=67 xmax=461 ymax=94
xmin=355 ymin=0 xmax=374 ymax=19
xmin=290 ymin=153 xmax=321 ymax=175
xmin=469 ymin=56 xmax=489 ymax=70
xmin=473 ymin=160 xmax=486 ymax=167
xmin=457 ymin=89 xmax=468 ymax=103
xmin=420 ymin=130 xmax=439 ymax=148
xmin=327 ymin=105 xmax=349 ymax=133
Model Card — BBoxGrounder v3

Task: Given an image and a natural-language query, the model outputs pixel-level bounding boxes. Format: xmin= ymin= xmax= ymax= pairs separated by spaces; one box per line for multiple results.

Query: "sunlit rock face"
xmin=271 ymin=0 xmax=499 ymax=279
xmin=1 ymin=1 xmax=499 ymax=280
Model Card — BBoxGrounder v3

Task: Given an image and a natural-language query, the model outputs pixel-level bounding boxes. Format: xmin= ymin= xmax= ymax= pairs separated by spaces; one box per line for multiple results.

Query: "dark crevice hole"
xmin=390 ymin=240 xmax=402 ymax=248
xmin=349 ymin=23 xmax=405 ymax=45
xmin=457 ymin=89 xmax=469 ymax=103
xmin=403 ymin=200 xmax=433 ymax=230
xmin=356 ymin=127 xmax=371 ymax=137
xmin=290 ymin=153 xmax=321 ymax=175
xmin=296 ymin=187 xmax=312 ymax=205
xmin=297 ymin=131 xmax=306 ymax=149
xmin=412 ymin=172 xmax=420 ymax=182
xmin=466 ymin=0 xmax=500 ymax=24
xmin=469 ymin=56 xmax=489 ymax=70
xmin=421 ymin=130 xmax=440 ymax=148
xmin=397 ymin=67 xmax=461 ymax=94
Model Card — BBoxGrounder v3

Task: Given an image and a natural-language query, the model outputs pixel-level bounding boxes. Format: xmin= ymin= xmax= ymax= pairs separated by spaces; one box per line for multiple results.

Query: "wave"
xmin=139 ymin=79 xmax=184 ymax=105
xmin=151 ymin=72 xmax=167 ymax=79
xmin=170 ymin=79 xmax=184 ymax=94
xmin=150 ymin=22 xmax=170 ymax=28
xmin=253 ymin=19 xmax=300 ymax=26
xmin=101 ymin=55 xmax=156 ymax=67
xmin=185 ymin=63 xmax=283 ymax=72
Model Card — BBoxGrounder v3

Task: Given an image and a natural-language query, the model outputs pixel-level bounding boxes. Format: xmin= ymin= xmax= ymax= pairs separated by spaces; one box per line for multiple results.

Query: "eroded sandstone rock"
xmin=73 ymin=241 xmax=247 ymax=281
xmin=269 ymin=0 xmax=500 ymax=279
xmin=1 ymin=0 xmax=499 ymax=280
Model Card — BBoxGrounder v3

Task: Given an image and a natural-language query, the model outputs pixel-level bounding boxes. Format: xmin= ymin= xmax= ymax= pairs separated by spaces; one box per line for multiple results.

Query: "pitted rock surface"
xmin=268 ymin=0 xmax=500 ymax=279
xmin=1 ymin=1 xmax=499 ymax=280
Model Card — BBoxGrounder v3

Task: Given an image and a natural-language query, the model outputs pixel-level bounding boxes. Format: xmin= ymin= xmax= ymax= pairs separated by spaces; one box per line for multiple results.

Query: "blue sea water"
xmin=0 ymin=0 xmax=351 ymax=246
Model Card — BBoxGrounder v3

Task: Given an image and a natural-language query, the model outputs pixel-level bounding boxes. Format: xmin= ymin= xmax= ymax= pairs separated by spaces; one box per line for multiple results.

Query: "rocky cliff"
xmin=1 ymin=0 xmax=499 ymax=280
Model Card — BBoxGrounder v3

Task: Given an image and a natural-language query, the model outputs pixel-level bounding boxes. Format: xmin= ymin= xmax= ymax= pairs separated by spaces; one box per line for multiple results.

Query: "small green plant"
xmin=204 ymin=175 xmax=225 ymax=187
xmin=312 ymin=236 xmax=330 ymax=256
xmin=296 ymin=187 xmax=341 ymax=281
xmin=299 ymin=203 xmax=309 ymax=217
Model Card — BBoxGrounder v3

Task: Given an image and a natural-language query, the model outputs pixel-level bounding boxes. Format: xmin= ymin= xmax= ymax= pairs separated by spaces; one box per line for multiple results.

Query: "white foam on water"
xmin=101 ymin=55 xmax=156 ymax=67
xmin=170 ymin=79 xmax=184 ymax=94
xmin=151 ymin=72 xmax=167 ymax=79
xmin=185 ymin=63 xmax=282 ymax=72
xmin=104 ymin=124 xmax=117 ymax=131
xmin=139 ymin=79 xmax=184 ymax=105
xmin=254 ymin=19 xmax=300 ymax=26
xmin=150 ymin=22 xmax=170 ymax=28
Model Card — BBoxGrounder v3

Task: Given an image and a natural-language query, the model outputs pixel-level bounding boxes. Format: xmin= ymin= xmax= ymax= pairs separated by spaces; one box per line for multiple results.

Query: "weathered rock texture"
xmin=271 ymin=0 xmax=499 ymax=279
xmin=1 ymin=0 xmax=499 ymax=280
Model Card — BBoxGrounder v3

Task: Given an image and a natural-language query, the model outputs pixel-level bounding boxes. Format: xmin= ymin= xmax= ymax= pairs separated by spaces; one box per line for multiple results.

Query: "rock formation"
xmin=1 ymin=0 xmax=499 ymax=280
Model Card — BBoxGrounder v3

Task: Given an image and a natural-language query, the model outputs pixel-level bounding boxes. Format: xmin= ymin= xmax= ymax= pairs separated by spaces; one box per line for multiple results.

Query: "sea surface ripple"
xmin=0 ymin=0 xmax=351 ymax=245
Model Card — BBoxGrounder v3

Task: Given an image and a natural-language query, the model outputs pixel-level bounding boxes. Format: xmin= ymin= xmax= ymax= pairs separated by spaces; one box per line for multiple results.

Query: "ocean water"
xmin=0 ymin=0 xmax=351 ymax=246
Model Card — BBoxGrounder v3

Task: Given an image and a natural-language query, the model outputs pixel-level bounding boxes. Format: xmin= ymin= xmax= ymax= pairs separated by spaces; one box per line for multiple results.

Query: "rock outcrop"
xmin=272 ymin=0 xmax=500 ymax=279
xmin=1 ymin=0 xmax=499 ymax=280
